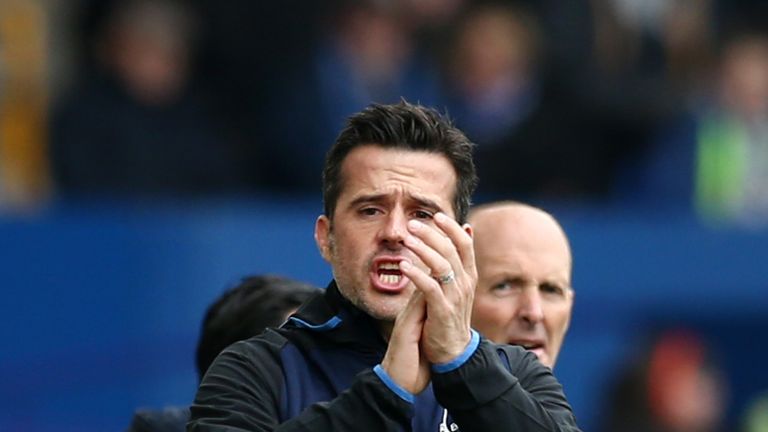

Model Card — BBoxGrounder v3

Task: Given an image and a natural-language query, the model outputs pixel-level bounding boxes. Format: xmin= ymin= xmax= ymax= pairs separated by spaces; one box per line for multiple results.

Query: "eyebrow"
xmin=541 ymin=280 xmax=567 ymax=290
xmin=347 ymin=192 xmax=445 ymax=213
xmin=409 ymin=194 xmax=444 ymax=213
xmin=493 ymin=272 xmax=571 ymax=291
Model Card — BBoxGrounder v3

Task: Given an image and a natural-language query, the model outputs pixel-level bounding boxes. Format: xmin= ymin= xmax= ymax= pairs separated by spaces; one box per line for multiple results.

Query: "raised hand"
xmin=380 ymin=290 xmax=431 ymax=394
xmin=399 ymin=212 xmax=477 ymax=365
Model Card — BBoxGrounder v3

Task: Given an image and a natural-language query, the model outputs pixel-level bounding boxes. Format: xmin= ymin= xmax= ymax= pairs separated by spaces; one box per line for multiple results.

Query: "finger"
xmin=433 ymin=212 xmax=475 ymax=276
xmin=390 ymin=289 xmax=426 ymax=343
xmin=400 ymin=260 xmax=448 ymax=310
xmin=406 ymin=219 xmax=458 ymax=278
xmin=382 ymin=289 xmax=429 ymax=394
xmin=404 ymin=229 xmax=453 ymax=282
xmin=399 ymin=289 xmax=426 ymax=325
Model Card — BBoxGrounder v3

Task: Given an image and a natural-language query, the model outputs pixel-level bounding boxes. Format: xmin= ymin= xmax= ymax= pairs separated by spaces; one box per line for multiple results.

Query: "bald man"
xmin=469 ymin=202 xmax=574 ymax=368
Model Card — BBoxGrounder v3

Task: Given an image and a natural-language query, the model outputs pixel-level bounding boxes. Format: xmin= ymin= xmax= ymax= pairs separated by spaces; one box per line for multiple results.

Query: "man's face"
xmin=315 ymin=145 xmax=457 ymax=322
xmin=470 ymin=207 xmax=573 ymax=368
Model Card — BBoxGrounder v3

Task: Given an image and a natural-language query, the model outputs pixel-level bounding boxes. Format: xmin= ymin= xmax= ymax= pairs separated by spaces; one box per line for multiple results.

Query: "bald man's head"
xmin=469 ymin=202 xmax=573 ymax=368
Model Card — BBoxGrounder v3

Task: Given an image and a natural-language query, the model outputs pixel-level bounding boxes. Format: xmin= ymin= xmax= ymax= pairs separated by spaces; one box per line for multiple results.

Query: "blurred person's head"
xmin=101 ymin=0 xmax=197 ymax=105
xmin=718 ymin=32 xmax=768 ymax=121
xmin=195 ymin=275 xmax=319 ymax=381
xmin=660 ymin=0 xmax=715 ymax=88
xmin=468 ymin=201 xmax=573 ymax=368
xmin=449 ymin=3 xmax=540 ymax=102
xmin=395 ymin=0 xmax=465 ymax=30
xmin=601 ymin=328 xmax=726 ymax=432
xmin=646 ymin=329 xmax=726 ymax=432
xmin=332 ymin=0 xmax=413 ymax=89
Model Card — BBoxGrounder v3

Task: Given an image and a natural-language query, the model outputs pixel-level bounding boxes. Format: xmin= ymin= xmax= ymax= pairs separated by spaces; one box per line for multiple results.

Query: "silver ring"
xmin=435 ymin=270 xmax=455 ymax=285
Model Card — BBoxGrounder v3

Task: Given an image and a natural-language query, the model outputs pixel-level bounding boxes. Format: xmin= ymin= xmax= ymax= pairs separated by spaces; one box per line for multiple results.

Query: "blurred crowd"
xmin=2 ymin=0 xmax=768 ymax=226
xmin=600 ymin=326 xmax=768 ymax=432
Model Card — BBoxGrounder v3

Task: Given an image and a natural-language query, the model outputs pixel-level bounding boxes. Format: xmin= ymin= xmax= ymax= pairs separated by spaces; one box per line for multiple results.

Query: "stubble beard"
xmin=328 ymin=234 xmax=402 ymax=322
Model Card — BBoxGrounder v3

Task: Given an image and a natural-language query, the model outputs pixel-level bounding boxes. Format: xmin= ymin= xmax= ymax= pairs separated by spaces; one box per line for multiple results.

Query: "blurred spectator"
xmin=49 ymin=0 xmax=246 ymax=197
xmin=600 ymin=328 xmax=727 ymax=432
xmin=260 ymin=0 xmax=443 ymax=192
xmin=127 ymin=274 xmax=319 ymax=432
xmin=520 ymin=0 xmax=715 ymax=202
xmin=313 ymin=0 xmax=443 ymax=130
xmin=442 ymin=3 xmax=602 ymax=199
xmin=0 ymin=0 xmax=50 ymax=209
xmin=190 ymin=0 xmax=327 ymax=191
xmin=591 ymin=0 xmax=714 ymax=98
xmin=445 ymin=3 xmax=541 ymax=145
xmin=618 ymin=28 xmax=768 ymax=227
xmin=395 ymin=0 xmax=467 ymax=62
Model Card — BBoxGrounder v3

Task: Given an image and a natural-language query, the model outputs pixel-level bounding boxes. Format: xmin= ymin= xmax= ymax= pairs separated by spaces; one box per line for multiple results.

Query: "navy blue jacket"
xmin=189 ymin=282 xmax=580 ymax=431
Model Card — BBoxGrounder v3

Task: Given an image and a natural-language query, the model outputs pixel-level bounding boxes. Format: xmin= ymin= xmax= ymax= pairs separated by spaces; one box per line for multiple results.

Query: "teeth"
xmin=378 ymin=274 xmax=401 ymax=284
xmin=379 ymin=262 xmax=400 ymax=270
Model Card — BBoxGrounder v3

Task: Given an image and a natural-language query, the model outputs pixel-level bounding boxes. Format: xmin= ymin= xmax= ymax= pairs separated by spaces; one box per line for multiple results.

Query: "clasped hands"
xmin=380 ymin=212 xmax=477 ymax=394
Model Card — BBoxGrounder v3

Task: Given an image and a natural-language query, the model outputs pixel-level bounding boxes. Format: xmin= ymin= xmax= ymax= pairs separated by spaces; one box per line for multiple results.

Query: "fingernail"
xmin=434 ymin=212 xmax=447 ymax=223
xmin=407 ymin=220 xmax=422 ymax=230
xmin=400 ymin=260 xmax=412 ymax=270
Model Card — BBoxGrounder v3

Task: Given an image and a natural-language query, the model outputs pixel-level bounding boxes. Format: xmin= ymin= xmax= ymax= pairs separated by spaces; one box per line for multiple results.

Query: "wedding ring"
xmin=435 ymin=270 xmax=455 ymax=285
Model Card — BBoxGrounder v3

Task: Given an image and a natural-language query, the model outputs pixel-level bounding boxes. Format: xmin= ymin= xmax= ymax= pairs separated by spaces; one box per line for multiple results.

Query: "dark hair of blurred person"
xmin=194 ymin=274 xmax=320 ymax=382
xmin=126 ymin=274 xmax=319 ymax=432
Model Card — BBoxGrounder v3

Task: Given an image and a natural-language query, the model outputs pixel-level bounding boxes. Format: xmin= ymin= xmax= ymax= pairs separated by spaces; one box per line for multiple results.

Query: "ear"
xmin=462 ymin=223 xmax=473 ymax=239
xmin=315 ymin=215 xmax=332 ymax=262
xmin=563 ymin=289 xmax=575 ymax=332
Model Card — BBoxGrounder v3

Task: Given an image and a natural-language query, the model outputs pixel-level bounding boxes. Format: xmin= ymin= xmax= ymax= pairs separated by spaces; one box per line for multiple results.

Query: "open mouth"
xmin=370 ymin=258 xmax=410 ymax=292
xmin=377 ymin=261 xmax=403 ymax=285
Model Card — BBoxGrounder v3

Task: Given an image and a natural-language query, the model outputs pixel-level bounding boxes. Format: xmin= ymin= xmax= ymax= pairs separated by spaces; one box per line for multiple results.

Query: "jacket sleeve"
xmin=431 ymin=339 xmax=582 ymax=432
xmin=187 ymin=336 xmax=413 ymax=432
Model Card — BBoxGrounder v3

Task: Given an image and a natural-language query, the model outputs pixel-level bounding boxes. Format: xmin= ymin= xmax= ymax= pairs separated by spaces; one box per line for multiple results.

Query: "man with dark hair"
xmin=127 ymin=275 xmax=319 ymax=432
xmin=189 ymin=101 xmax=581 ymax=431
xmin=194 ymin=275 xmax=320 ymax=381
xmin=322 ymin=101 xmax=477 ymax=223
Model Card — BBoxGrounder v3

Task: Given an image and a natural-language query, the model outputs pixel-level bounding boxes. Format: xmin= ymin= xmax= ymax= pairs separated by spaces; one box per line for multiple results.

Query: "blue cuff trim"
xmin=373 ymin=364 xmax=415 ymax=404
xmin=431 ymin=330 xmax=480 ymax=373
xmin=288 ymin=316 xmax=342 ymax=331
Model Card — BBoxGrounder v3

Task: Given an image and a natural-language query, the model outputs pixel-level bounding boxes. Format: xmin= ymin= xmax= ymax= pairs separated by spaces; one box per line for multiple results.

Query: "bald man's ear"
xmin=462 ymin=223 xmax=473 ymax=238
xmin=315 ymin=215 xmax=332 ymax=262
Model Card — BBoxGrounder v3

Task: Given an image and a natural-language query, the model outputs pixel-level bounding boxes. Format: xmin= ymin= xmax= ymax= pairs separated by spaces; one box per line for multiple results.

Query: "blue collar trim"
xmin=288 ymin=315 xmax=342 ymax=331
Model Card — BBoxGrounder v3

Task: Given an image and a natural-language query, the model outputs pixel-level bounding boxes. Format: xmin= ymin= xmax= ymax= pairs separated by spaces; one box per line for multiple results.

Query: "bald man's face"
xmin=470 ymin=207 xmax=573 ymax=368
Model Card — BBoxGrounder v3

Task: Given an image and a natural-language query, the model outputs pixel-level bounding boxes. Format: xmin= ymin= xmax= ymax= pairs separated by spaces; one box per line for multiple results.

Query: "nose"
xmin=518 ymin=288 xmax=544 ymax=326
xmin=377 ymin=210 xmax=407 ymax=248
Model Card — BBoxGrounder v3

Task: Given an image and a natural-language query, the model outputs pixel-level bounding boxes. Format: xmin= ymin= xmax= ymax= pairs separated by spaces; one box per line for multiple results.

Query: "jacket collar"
xmin=286 ymin=280 xmax=388 ymax=354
